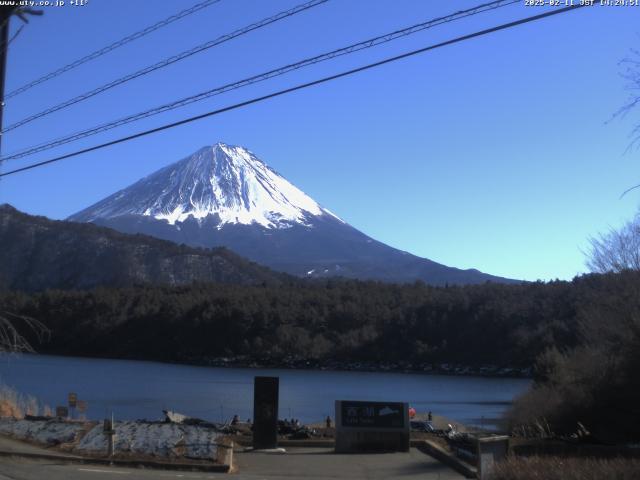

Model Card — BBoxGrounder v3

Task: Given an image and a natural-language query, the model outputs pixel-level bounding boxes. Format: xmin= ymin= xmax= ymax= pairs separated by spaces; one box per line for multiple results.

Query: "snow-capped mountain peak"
xmin=70 ymin=142 xmax=343 ymax=229
xmin=68 ymin=142 xmax=516 ymax=285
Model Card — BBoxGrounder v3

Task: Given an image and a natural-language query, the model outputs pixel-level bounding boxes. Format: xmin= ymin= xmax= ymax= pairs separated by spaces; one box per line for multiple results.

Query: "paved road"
xmin=236 ymin=447 xmax=464 ymax=479
xmin=0 ymin=436 xmax=78 ymax=457
xmin=0 ymin=459 xmax=219 ymax=480
xmin=0 ymin=448 xmax=464 ymax=480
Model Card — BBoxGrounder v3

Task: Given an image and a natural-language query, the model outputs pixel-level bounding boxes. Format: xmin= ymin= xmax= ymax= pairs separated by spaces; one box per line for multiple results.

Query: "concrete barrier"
xmin=418 ymin=439 xmax=477 ymax=478
xmin=0 ymin=449 xmax=231 ymax=472
xmin=476 ymin=435 xmax=509 ymax=480
xmin=215 ymin=438 xmax=234 ymax=471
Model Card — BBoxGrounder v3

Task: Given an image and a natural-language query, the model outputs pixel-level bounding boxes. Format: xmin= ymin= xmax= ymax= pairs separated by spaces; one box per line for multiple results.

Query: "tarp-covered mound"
xmin=0 ymin=417 xmax=85 ymax=445
xmin=0 ymin=417 xmax=222 ymax=460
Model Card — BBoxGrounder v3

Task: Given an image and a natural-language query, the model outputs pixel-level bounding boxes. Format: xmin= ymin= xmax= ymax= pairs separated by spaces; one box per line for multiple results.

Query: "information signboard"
xmin=335 ymin=400 xmax=409 ymax=453
xmin=340 ymin=400 xmax=406 ymax=429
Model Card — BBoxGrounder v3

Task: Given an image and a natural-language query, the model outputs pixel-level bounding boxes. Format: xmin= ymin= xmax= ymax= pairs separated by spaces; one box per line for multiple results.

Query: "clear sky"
xmin=0 ymin=0 xmax=638 ymax=282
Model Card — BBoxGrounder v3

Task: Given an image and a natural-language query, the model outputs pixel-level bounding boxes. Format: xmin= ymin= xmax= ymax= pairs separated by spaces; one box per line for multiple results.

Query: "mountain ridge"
xmin=0 ymin=203 xmax=285 ymax=291
xmin=69 ymin=142 xmax=519 ymax=286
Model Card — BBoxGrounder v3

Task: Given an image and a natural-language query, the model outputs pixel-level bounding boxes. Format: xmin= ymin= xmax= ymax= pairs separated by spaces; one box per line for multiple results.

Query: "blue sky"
xmin=0 ymin=0 xmax=638 ymax=281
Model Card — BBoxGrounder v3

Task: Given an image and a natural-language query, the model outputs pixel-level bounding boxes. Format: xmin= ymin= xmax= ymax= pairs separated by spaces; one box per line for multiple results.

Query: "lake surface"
xmin=0 ymin=354 xmax=529 ymax=428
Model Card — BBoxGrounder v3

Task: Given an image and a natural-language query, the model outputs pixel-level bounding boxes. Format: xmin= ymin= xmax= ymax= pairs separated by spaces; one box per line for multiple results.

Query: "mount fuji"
xmin=69 ymin=142 xmax=514 ymax=285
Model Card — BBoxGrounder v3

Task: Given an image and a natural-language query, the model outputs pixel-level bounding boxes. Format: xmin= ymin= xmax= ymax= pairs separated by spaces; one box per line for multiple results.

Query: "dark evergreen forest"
xmin=0 ymin=271 xmax=633 ymax=370
xmin=3 ymin=270 xmax=639 ymax=440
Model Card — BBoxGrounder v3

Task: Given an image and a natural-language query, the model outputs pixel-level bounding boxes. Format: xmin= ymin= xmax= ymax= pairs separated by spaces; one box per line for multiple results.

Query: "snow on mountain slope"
xmin=70 ymin=143 xmax=342 ymax=229
xmin=69 ymin=141 xmax=518 ymax=285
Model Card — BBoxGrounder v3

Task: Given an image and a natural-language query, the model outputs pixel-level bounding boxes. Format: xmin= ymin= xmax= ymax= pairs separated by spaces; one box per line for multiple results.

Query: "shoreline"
xmin=1 ymin=352 xmax=525 ymax=430
xmin=22 ymin=352 xmax=533 ymax=379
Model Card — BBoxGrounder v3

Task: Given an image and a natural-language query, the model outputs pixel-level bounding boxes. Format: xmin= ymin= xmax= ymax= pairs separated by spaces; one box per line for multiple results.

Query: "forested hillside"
xmin=0 ymin=204 xmax=285 ymax=290
xmin=3 ymin=271 xmax=637 ymax=373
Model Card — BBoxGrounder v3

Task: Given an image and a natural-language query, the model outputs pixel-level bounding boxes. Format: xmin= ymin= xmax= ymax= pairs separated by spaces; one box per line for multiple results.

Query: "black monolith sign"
xmin=253 ymin=376 xmax=279 ymax=449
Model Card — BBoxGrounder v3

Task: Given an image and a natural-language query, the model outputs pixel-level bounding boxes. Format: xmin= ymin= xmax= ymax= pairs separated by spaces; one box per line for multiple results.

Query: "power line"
xmin=1 ymin=0 xmax=329 ymax=134
xmin=4 ymin=0 xmax=223 ymax=100
xmin=0 ymin=3 xmax=589 ymax=179
xmin=1 ymin=0 xmax=519 ymax=162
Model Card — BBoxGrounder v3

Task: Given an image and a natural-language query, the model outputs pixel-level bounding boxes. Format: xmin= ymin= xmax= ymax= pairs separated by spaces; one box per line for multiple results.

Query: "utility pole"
xmin=0 ymin=6 xmax=42 ymax=157
xmin=0 ymin=7 xmax=15 ymax=157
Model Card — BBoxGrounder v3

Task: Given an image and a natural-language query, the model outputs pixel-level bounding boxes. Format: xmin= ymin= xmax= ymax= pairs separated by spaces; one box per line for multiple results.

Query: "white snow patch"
xmin=0 ymin=418 xmax=84 ymax=445
xmin=76 ymin=421 xmax=220 ymax=459
xmin=0 ymin=418 xmax=221 ymax=460
xmin=71 ymin=142 xmax=345 ymax=230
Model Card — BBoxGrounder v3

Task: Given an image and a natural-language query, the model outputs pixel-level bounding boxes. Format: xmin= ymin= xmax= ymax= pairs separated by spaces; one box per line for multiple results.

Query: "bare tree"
xmin=614 ymin=47 xmax=640 ymax=199
xmin=616 ymin=48 xmax=640 ymax=152
xmin=0 ymin=311 xmax=49 ymax=353
xmin=588 ymin=48 xmax=640 ymax=271
xmin=586 ymin=213 xmax=640 ymax=273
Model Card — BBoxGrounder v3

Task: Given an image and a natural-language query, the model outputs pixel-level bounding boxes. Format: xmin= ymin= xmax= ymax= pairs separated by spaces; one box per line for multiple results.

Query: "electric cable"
xmin=0 ymin=4 xmax=590 ymax=178
xmin=1 ymin=0 xmax=329 ymax=133
xmin=1 ymin=0 xmax=519 ymax=162
xmin=4 ymin=0 xmax=224 ymax=100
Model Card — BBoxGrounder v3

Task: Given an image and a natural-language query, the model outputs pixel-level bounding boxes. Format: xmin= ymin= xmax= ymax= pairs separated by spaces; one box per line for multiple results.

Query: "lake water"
xmin=0 ymin=354 xmax=529 ymax=429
